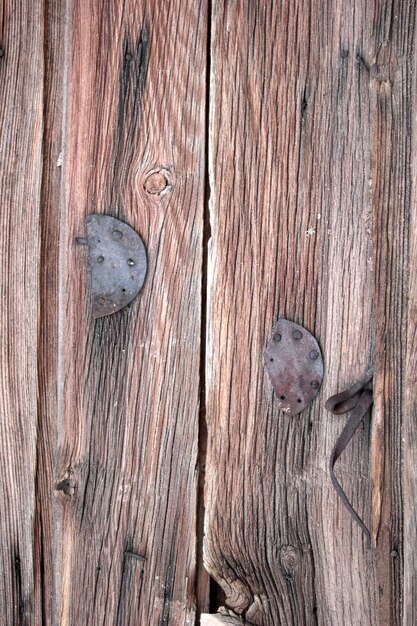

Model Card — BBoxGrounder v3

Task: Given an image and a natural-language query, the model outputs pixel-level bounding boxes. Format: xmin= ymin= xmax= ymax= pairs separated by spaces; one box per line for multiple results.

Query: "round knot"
xmin=143 ymin=168 xmax=172 ymax=196
xmin=279 ymin=545 xmax=299 ymax=575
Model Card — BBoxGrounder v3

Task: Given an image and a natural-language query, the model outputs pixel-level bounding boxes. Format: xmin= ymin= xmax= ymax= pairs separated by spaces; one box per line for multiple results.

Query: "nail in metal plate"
xmin=83 ymin=214 xmax=147 ymax=318
xmin=264 ymin=319 xmax=323 ymax=415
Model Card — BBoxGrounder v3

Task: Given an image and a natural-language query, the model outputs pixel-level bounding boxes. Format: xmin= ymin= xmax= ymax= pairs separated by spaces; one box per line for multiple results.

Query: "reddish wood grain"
xmin=55 ymin=1 xmax=207 ymax=624
xmin=0 ymin=1 xmax=416 ymax=624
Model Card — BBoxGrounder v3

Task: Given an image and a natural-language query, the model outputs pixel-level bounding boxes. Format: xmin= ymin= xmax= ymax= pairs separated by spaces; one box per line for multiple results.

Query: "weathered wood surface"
xmin=405 ymin=118 xmax=417 ymax=624
xmin=56 ymin=1 xmax=207 ymax=624
xmin=0 ymin=2 xmax=44 ymax=623
xmin=201 ymin=613 xmax=245 ymax=626
xmin=370 ymin=2 xmax=416 ymax=624
xmin=205 ymin=1 xmax=415 ymax=625
xmin=1 ymin=1 xmax=417 ymax=625
xmin=37 ymin=2 xmax=66 ymax=624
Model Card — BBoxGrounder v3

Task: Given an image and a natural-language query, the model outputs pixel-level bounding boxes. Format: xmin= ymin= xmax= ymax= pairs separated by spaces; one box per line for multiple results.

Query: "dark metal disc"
xmin=264 ymin=319 xmax=323 ymax=415
xmin=85 ymin=214 xmax=147 ymax=318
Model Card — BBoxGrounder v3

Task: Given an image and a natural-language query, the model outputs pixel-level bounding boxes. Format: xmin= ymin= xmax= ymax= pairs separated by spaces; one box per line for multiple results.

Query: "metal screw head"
xmin=273 ymin=333 xmax=282 ymax=342
xmin=311 ymin=380 xmax=320 ymax=390
xmin=309 ymin=350 xmax=319 ymax=360
xmin=112 ymin=229 xmax=123 ymax=240
xmin=127 ymin=258 xmax=135 ymax=266
xmin=293 ymin=330 xmax=302 ymax=340
xmin=97 ymin=255 xmax=104 ymax=263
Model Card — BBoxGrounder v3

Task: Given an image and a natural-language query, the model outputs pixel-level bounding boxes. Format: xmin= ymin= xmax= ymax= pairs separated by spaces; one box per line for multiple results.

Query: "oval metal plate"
xmin=264 ymin=319 xmax=323 ymax=415
xmin=86 ymin=214 xmax=147 ymax=318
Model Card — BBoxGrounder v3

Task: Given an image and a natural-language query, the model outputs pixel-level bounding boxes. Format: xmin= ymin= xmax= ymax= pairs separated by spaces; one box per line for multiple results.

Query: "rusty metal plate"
xmin=84 ymin=214 xmax=147 ymax=318
xmin=264 ymin=319 xmax=323 ymax=415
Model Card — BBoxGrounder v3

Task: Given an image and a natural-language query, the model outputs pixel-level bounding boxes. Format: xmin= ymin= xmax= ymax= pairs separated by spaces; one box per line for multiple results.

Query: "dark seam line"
xmin=195 ymin=0 xmax=213 ymax=622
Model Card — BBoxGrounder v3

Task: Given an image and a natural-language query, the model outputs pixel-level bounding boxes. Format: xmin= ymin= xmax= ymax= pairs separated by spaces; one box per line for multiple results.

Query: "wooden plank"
xmin=56 ymin=1 xmax=206 ymax=624
xmin=205 ymin=2 xmax=382 ymax=624
xmin=404 ymin=114 xmax=417 ymax=624
xmin=370 ymin=2 xmax=417 ymax=625
xmin=35 ymin=1 xmax=66 ymax=624
xmin=0 ymin=1 xmax=44 ymax=623
xmin=404 ymin=10 xmax=417 ymax=615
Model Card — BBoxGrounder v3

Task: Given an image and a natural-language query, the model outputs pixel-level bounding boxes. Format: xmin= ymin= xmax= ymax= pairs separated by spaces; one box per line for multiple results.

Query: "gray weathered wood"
xmin=36 ymin=1 xmax=66 ymax=623
xmin=404 ymin=133 xmax=417 ymax=625
xmin=370 ymin=2 xmax=416 ymax=624
xmin=205 ymin=1 xmax=415 ymax=624
xmin=201 ymin=613 xmax=246 ymax=625
xmin=0 ymin=1 xmax=44 ymax=623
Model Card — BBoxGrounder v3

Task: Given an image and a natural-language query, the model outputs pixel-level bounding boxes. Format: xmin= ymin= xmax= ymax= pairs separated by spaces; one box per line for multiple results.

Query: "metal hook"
xmin=326 ymin=368 xmax=374 ymax=548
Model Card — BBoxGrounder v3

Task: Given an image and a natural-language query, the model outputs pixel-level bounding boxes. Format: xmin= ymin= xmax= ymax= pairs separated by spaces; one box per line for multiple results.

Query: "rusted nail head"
xmin=293 ymin=330 xmax=302 ymax=340
xmin=97 ymin=255 xmax=104 ymax=263
xmin=113 ymin=229 xmax=123 ymax=240
xmin=273 ymin=333 xmax=282 ymax=342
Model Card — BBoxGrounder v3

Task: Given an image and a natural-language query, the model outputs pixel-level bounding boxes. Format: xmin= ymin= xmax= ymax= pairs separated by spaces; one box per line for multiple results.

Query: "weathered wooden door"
xmin=1 ymin=1 xmax=416 ymax=625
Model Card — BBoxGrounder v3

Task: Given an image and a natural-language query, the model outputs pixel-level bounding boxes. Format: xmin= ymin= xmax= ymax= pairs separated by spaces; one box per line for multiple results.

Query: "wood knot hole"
xmin=55 ymin=474 xmax=76 ymax=497
xmin=144 ymin=168 xmax=172 ymax=196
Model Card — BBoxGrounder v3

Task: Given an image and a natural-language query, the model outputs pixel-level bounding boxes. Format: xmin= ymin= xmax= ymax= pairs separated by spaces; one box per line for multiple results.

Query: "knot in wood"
xmin=279 ymin=545 xmax=299 ymax=575
xmin=144 ymin=168 xmax=171 ymax=196
xmin=55 ymin=476 xmax=76 ymax=497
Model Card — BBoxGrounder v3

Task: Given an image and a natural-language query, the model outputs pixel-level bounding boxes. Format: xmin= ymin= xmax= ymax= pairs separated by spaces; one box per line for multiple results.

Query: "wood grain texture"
xmin=404 ymin=67 xmax=417 ymax=625
xmin=370 ymin=2 xmax=416 ymax=624
xmin=1 ymin=1 xmax=416 ymax=624
xmin=56 ymin=1 xmax=206 ymax=624
xmin=204 ymin=1 xmax=413 ymax=624
xmin=0 ymin=1 xmax=44 ymax=624
xmin=404 ymin=12 xmax=417 ymax=620
xmin=36 ymin=1 xmax=66 ymax=624
xmin=201 ymin=613 xmax=247 ymax=626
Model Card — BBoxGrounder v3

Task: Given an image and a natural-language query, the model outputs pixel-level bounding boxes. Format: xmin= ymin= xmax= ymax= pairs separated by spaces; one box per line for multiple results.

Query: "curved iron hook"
xmin=326 ymin=368 xmax=374 ymax=548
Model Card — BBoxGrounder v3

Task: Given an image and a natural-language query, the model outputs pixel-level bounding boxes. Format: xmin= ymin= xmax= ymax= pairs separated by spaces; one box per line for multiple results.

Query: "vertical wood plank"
xmin=404 ymin=8 xmax=417 ymax=618
xmin=57 ymin=1 xmax=206 ymax=624
xmin=35 ymin=1 xmax=66 ymax=624
xmin=404 ymin=100 xmax=417 ymax=626
xmin=370 ymin=2 xmax=416 ymax=625
xmin=206 ymin=2 xmax=381 ymax=624
xmin=0 ymin=1 xmax=44 ymax=623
